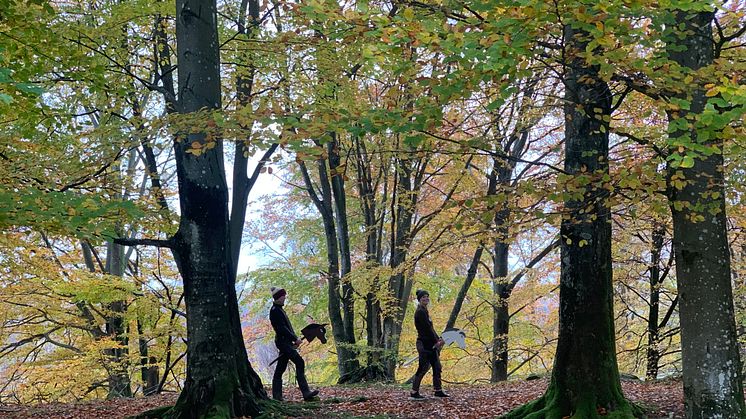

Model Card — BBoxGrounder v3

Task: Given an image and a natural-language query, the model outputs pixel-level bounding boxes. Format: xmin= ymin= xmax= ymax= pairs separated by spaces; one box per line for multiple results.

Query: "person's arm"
xmin=414 ymin=309 xmax=426 ymax=337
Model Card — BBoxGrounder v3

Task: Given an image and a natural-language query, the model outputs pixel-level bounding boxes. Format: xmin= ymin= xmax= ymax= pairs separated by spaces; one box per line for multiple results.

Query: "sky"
xmin=231 ymin=148 xmax=287 ymax=276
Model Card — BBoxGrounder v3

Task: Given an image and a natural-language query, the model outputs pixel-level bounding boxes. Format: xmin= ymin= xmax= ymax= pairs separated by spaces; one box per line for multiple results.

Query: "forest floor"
xmin=0 ymin=378 xmax=703 ymax=418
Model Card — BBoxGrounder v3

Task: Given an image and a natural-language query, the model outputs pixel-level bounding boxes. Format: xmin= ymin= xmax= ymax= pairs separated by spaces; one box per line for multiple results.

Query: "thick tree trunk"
xmin=164 ymin=0 xmax=267 ymax=416
xmin=645 ymin=223 xmax=665 ymax=380
xmin=504 ymin=24 xmax=637 ymax=418
xmin=665 ymin=10 xmax=745 ymax=417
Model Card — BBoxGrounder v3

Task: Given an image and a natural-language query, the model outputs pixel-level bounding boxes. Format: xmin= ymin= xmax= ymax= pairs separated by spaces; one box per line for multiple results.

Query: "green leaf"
xmin=680 ymin=155 xmax=695 ymax=168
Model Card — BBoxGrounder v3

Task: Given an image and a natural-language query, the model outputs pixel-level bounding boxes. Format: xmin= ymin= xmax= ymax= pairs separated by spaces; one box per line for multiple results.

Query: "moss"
xmin=255 ymin=399 xmax=320 ymax=418
xmin=127 ymin=405 xmax=172 ymax=419
xmin=500 ymin=380 xmax=645 ymax=419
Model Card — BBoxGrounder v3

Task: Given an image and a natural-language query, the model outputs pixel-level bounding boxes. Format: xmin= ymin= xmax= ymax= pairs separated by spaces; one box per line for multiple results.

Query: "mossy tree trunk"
xmin=503 ymin=23 xmax=638 ymax=419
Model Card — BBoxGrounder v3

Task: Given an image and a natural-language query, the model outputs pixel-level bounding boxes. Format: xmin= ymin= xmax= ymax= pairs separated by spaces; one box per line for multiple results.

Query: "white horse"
xmin=441 ymin=327 xmax=466 ymax=349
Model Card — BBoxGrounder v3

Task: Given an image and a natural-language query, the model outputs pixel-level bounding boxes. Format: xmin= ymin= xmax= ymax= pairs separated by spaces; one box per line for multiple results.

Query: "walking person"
xmin=410 ymin=289 xmax=449 ymax=400
xmin=269 ymin=286 xmax=319 ymax=401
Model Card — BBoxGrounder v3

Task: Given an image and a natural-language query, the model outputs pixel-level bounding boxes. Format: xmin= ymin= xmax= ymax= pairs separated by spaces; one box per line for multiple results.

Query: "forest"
xmin=1 ymin=0 xmax=745 ymax=417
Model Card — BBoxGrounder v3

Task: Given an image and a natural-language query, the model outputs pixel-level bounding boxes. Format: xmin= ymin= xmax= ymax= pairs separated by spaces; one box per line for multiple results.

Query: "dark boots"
xmin=296 ymin=371 xmax=319 ymax=400
xmin=272 ymin=355 xmax=319 ymax=401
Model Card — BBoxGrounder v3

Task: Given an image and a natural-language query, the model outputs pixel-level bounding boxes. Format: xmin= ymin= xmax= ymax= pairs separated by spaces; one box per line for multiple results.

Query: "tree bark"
xmin=664 ymin=9 xmax=745 ymax=417
xmin=164 ymin=0 xmax=267 ymax=416
xmin=504 ymin=23 xmax=638 ymax=418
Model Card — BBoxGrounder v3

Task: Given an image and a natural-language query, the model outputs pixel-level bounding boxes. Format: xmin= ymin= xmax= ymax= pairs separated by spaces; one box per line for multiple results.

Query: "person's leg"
xmin=431 ymin=350 xmax=449 ymax=397
xmin=272 ymin=354 xmax=290 ymax=400
xmin=431 ymin=350 xmax=442 ymax=391
xmin=289 ymin=350 xmax=318 ymax=399
xmin=411 ymin=341 xmax=431 ymax=395
xmin=288 ymin=350 xmax=308 ymax=393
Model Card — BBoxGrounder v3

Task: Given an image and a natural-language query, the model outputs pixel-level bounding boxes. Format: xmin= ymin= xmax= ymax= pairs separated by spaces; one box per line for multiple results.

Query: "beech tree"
xmin=504 ymin=13 xmax=639 ymax=419
xmin=118 ymin=0 xmax=270 ymax=415
xmin=663 ymin=7 xmax=745 ymax=417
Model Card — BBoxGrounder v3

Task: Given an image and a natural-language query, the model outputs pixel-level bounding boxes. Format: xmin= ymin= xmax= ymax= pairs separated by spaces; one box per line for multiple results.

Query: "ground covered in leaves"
xmin=0 ymin=378 xmax=703 ymax=418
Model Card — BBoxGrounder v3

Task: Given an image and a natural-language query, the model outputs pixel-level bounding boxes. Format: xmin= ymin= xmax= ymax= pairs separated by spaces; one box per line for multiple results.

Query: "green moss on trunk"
xmin=501 ymin=378 xmax=643 ymax=418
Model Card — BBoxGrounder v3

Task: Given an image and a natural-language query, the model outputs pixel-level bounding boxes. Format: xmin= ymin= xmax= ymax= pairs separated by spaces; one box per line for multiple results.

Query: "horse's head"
xmin=317 ymin=324 xmax=328 ymax=344
xmin=301 ymin=323 xmax=329 ymax=344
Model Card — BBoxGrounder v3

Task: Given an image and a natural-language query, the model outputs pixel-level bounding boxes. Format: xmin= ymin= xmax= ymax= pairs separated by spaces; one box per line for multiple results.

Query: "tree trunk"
xmin=645 ymin=223 xmax=665 ymax=380
xmin=504 ymin=23 xmax=638 ymax=418
xmin=327 ymin=138 xmax=361 ymax=378
xmin=228 ymin=0 xmax=279 ymax=283
xmin=104 ymin=241 xmax=133 ymax=399
xmin=354 ymin=136 xmax=386 ymax=381
xmin=382 ymin=154 xmax=417 ymax=380
xmin=137 ymin=319 xmax=160 ymax=396
xmin=665 ymin=9 xmax=745 ymax=417
xmin=164 ymin=0 xmax=267 ymax=416
xmin=491 ymin=238 xmax=510 ymax=383
xmin=80 ymin=239 xmax=132 ymax=398
xmin=489 ymin=165 xmax=513 ymax=383
xmin=446 ymin=246 xmax=484 ymax=330
xmin=299 ymin=149 xmax=359 ymax=380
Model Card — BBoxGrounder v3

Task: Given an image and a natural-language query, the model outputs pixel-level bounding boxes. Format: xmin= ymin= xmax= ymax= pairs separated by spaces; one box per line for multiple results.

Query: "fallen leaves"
xmin=0 ymin=378 xmax=724 ymax=418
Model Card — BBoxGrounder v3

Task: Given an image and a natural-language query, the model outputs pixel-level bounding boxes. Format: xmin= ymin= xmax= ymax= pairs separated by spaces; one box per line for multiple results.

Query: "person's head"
xmin=416 ymin=289 xmax=430 ymax=307
xmin=271 ymin=286 xmax=287 ymax=305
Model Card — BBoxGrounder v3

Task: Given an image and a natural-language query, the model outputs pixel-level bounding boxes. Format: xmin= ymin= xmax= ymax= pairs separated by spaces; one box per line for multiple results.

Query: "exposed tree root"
xmin=500 ymin=384 xmax=645 ymax=419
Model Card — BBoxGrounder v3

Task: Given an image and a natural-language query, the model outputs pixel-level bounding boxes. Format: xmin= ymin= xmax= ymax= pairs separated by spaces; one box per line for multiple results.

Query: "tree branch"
xmin=113 ymin=237 xmax=175 ymax=248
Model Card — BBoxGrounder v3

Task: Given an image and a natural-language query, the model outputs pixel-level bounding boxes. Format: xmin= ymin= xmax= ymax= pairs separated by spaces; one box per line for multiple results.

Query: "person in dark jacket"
xmin=410 ymin=289 xmax=449 ymax=400
xmin=269 ymin=286 xmax=319 ymax=401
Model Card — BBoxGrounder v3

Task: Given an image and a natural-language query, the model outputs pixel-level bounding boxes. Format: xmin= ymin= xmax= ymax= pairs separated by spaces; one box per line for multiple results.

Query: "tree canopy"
xmin=1 ymin=0 xmax=744 ymax=417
